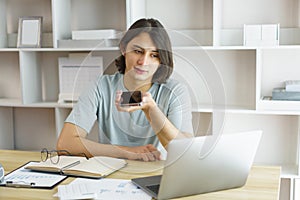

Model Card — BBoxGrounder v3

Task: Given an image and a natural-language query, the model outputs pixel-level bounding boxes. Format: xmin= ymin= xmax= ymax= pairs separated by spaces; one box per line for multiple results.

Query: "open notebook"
xmin=25 ymin=156 xmax=127 ymax=179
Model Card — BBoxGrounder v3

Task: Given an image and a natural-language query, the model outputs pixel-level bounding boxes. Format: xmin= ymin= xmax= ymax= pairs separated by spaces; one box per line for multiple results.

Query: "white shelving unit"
xmin=0 ymin=0 xmax=300 ymax=199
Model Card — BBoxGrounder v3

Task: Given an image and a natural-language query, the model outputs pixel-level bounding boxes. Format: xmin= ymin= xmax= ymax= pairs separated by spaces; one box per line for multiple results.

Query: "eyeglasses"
xmin=41 ymin=148 xmax=88 ymax=164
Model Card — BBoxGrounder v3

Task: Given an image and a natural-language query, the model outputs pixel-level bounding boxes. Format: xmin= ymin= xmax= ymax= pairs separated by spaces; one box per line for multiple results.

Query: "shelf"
xmin=0 ymin=98 xmax=22 ymax=107
xmin=192 ymin=104 xmax=300 ymax=115
xmin=192 ymin=104 xmax=255 ymax=113
xmin=22 ymin=102 xmax=74 ymax=108
xmin=0 ymin=99 xmax=75 ymax=108
xmin=260 ymin=45 xmax=300 ymax=50
xmin=280 ymin=164 xmax=299 ymax=178
xmin=0 ymin=46 xmax=256 ymax=52
xmin=2 ymin=100 xmax=299 ymax=115
xmin=257 ymin=100 xmax=300 ymax=114
xmin=1 ymin=45 xmax=300 ymax=53
xmin=18 ymin=47 xmax=119 ymax=52
xmin=0 ymin=48 xmax=19 ymax=52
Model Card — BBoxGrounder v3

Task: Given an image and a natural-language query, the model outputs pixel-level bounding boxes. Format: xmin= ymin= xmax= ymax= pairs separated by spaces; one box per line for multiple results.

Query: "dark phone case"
xmin=121 ymin=91 xmax=142 ymax=105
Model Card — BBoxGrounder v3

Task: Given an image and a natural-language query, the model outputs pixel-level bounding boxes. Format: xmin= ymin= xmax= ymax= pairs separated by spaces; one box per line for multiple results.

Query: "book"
xmin=272 ymin=87 xmax=300 ymax=101
xmin=285 ymin=80 xmax=300 ymax=92
xmin=25 ymin=156 xmax=127 ymax=179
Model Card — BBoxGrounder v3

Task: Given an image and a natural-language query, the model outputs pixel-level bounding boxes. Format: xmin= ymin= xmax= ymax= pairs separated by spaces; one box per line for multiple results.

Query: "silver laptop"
xmin=132 ymin=130 xmax=262 ymax=200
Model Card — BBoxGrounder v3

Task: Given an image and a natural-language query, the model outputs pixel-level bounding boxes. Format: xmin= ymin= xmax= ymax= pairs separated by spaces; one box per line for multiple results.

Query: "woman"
xmin=57 ymin=18 xmax=193 ymax=161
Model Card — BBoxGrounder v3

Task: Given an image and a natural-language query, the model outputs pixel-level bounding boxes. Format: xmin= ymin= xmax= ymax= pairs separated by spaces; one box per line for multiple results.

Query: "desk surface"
xmin=0 ymin=150 xmax=281 ymax=200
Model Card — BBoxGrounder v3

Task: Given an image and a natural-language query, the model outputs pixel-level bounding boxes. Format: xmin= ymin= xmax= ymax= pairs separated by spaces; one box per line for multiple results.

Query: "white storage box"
xmin=244 ymin=24 xmax=279 ymax=46
xmin=72 ymin=29 xmax=122 ymax=40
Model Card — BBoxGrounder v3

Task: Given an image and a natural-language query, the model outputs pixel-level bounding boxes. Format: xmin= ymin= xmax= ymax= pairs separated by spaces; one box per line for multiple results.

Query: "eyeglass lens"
xmin=40 ymin=149 xmax=87 ymax=164
xmin=50 ymin=151 xmax=59 ymax=164
xmin=41 ymin=148 xmax=48 ymax=162
xmin=41 ymin=149 xmax=60 ymax=164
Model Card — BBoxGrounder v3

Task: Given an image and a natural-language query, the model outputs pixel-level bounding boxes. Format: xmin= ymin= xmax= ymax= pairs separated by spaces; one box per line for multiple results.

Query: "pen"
xmin=6 ymin=181 xmax=35 ymax=188
xmin=60 ymin=160 xmax=81 ymax=172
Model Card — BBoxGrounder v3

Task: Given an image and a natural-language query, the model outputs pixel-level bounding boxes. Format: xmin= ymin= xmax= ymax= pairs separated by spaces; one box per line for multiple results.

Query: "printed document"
xmin=57 ymin=178 xmax=151 ymax=200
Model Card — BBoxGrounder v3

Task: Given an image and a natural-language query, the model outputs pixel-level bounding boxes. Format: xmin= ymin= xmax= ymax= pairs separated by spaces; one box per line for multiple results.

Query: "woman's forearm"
xmin=145 ymin=104 xmax=192 ymax=147
xmin=57 ymin=123 xmax=161 ymax=161
xmin=57 ymin=123 xmax=126 ymax=158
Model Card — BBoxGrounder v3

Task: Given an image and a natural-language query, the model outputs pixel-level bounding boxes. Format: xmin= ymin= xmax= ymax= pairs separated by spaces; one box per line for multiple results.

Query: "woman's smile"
xmin=134 ymin=66 xmax=148 ymax=74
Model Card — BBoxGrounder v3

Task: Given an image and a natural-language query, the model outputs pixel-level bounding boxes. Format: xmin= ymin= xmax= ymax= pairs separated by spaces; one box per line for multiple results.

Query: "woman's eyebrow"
xmin=132 ymin=44 xmax=158 ymax=53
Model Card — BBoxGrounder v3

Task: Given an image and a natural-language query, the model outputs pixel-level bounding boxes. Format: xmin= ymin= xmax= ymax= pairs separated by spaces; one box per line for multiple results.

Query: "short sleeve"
xmin=65 ymin=77 xmax=101 ymax=133
xmin=160 ymin=81 xmax=194 ymax=135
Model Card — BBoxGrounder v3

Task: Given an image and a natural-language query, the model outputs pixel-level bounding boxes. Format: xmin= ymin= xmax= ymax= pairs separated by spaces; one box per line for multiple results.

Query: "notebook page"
xmin=65 ymin=156 xmax=127 ymax=176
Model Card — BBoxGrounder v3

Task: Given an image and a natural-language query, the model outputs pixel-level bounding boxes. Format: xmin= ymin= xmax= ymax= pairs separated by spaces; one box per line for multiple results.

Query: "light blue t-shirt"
xmin=66 ymin=72 xmax=193 ymax=154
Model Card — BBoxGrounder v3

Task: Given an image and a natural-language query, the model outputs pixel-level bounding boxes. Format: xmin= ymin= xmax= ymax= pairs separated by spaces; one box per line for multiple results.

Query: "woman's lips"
xmin=134 ymin=67 xmax=147 ymax=74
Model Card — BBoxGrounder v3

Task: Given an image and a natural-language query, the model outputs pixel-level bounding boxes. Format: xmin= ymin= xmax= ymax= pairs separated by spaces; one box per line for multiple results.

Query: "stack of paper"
xmin=57 ymin=178 xmax=151 ymax=200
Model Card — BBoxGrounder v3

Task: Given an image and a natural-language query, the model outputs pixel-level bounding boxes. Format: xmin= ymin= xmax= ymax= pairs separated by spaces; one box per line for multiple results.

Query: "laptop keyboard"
xmin=146 ymin=184 xmax=160 ymax=194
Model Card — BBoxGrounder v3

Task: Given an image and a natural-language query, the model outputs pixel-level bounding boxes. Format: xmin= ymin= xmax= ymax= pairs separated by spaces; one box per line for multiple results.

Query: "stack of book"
xmin=272 ymin=80 xmax=300 ymax=101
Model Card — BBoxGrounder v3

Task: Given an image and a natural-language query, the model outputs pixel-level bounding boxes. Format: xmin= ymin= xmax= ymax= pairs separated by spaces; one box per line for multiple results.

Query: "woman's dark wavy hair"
xmin=115 ymin=18 xmax=173 ymax=83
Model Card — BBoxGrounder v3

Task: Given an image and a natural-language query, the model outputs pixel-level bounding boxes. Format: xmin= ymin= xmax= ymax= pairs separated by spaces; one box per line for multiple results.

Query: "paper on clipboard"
xmin=0 ymin=161 xmax=67 ymax=189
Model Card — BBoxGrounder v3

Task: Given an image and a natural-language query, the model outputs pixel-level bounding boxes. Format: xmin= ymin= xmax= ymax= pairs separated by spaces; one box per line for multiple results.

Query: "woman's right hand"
xmin=118 ymin=144 xmax=161 ymax=162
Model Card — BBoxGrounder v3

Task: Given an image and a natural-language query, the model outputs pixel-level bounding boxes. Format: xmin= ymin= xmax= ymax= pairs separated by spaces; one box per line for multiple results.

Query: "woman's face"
xmin=123 ymin=32 xmax=160 ymax=84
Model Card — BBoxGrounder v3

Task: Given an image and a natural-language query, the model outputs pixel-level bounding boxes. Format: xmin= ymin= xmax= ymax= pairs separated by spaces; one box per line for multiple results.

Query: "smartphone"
xmin=120 ymin=91 xmax=142 ymax=106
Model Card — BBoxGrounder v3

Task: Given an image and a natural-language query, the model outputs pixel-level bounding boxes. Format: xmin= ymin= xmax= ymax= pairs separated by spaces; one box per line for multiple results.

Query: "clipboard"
xmin=0 ymin=161 xmax=67 ymax=189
